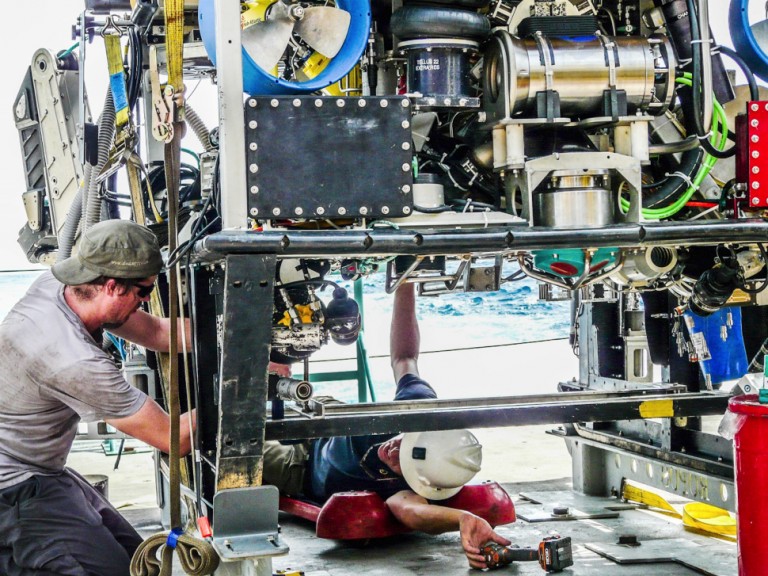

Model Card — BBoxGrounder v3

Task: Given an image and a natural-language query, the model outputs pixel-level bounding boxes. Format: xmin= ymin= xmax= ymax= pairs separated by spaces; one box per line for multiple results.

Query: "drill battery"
xmin=539 ymin=535 xmax=573 ymax=572
xmin=482 ymin=535 xmax=573 ymax=572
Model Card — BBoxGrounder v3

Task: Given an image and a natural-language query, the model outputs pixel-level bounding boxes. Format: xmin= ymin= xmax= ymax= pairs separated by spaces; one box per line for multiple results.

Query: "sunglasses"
xmin=131 ymin=282 xmax=156 ymax=298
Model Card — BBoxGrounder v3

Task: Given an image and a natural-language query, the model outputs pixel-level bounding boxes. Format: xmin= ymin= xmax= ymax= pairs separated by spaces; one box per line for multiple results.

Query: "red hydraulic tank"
xmin=729 ymin=394 xmax=768 ymax=575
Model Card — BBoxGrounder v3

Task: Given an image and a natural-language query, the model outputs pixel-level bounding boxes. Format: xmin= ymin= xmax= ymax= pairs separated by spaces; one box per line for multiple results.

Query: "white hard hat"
xmin=399 ymin=429 xmax=482 ymax=500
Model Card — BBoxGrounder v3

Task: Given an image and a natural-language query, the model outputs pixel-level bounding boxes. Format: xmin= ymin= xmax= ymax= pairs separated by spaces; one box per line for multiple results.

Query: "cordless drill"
xmin=482 ymin=535 xmax=573 ymax=572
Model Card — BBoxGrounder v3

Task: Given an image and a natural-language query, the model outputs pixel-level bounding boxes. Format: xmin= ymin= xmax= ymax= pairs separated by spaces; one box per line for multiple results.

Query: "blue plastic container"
xmin=198 ymin=0 xmax=371 ymax=95
xmin=684 ymin=307 xmax=748 ymax=389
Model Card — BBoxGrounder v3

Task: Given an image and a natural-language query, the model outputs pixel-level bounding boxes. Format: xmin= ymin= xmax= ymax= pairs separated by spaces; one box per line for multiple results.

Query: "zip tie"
xmin=483 ymin=211 xmax=489 ymax=228
xmin=462 ymin=199 xmax=472 ymax=213
xmin=166 ymin=527 xmax=184 ymax=549
xmin=697 ymin=131 xmax=713 ymax=141
xmin=677 ymin=58 xmax=692 ymax=67
xmin=665 ymin=171 xmax=698 ymax=191
xmin=689 ymin=38 xmax=713 ymax=45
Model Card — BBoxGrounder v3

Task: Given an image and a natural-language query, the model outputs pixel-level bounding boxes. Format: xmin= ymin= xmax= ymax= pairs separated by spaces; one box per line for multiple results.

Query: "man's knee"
xmin=262 ymin=441 xmax=309 ymax=496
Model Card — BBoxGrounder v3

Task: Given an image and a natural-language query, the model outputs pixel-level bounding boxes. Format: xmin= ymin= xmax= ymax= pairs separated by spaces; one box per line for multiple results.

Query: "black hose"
xmin=687 ymin=0 xmax=735 ymax=159
xmin=717 ymin=45 xmax=760 ymax=102
xmin=642 ymin=149 xmax=704 ymax=208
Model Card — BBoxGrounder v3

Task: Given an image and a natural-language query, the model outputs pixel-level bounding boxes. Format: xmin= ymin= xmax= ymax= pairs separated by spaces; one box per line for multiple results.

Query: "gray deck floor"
xmin=120 ymin=478 xmax=736 ymax=576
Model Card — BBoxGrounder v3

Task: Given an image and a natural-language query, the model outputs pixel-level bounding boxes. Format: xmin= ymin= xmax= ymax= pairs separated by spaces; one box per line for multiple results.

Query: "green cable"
xmin=181 ymin=147 xmax=200 ymax=168
xmin=57 ymin=42 xmax=80 ymax=59
xmin=619 ymin=76 xmax=727 ymax=219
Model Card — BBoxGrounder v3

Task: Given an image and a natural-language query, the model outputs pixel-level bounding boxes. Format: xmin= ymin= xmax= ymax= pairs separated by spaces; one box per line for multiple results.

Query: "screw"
xmin=314 ymin=99 xmax=323 ymax=107
xmin=250 ymin=208 xmax=259 ymax=216
xmin=753 ymin=151 xmax=760 ymax=159
xmin=338 ymin=207 xmax=347 ymax=215
xmin=401 ymin=99 xmax=409 ymax=107
xmin=270 ymin=99 xmax=279 ymax=107
xmin=381 ymin=100 xmax=389 ymax=108
xmin=272 ymin=207 xmax=281 ymax=216
xmin=249 ymin=120 xmax=257 ymax=129
xmin=402 ymin=142 xmax=411 ymax=151
xmin=249 ymin=142 xmax=258 ymax=151
xmin=249 ymin=164 xmax=259 ymax=173
xmin=402 ymin=163 xmax=411 ymax=172
xmin=295 ymin=207 xmax=303 ymax=216
xmin=752 ymin=103 xmax=760 ymax=111
xmin=402 ymin=185 xmax=411 ymax=193
xmin=250 ymin=186 xmax=259 ymax=194
xmin=248 ymin=99 xmax=257 ymax=107
xmin=358 ymin=99 xmax=366 ymax=107
xmin=401 ymin=120 xmax=410 ymax=129
xmin=317 ymin=207 xmax=325 ymax=215
xmin=293 ymin=98 xmax=301 ymax=107
xmin=752 ymin=135 xmax=760 ymax=143
xmin=360 ymin=207 xmax=368 ymax=215
xmin=382 ymin=206 xmax=390 ymax=214
xmin=753 ymin=181 xmax=760 ymax=189
xmin=337 ymin=99 xmax=345 ymax=107
xmin=752 ymin=119 xmax=760 ymax=128
xmin=403 ymin=206 xmax=411 ymax=214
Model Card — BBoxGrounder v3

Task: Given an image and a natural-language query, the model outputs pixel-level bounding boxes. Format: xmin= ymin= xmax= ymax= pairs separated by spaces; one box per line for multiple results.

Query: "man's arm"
xmin=111 ymin=311 xmax=192 ymax=353
xmin=386 ymin=490 xmax=511 ymax=569
xmin=106 ymin=398 xmax=196 ymax=456
xmin=390 ymin=283 xmax=420 ymax=382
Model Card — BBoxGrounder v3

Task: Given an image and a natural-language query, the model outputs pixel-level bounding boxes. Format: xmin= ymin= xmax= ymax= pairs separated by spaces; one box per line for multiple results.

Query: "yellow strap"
xmin=682 ymin=502 xmax=737 ymax=537
xmin=104 ymin=34 xmax=131 ymax=128
xmin=164 ymin=0 xmax=185 ymax=99
xmin=622 ymin=481 xmax=736 ymax=538
xmin=622 ymin=482 xmax=680 ymax=517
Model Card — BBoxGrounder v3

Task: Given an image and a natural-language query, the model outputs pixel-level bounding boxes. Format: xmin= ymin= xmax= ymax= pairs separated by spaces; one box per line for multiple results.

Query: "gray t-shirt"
xmin=0 ymin=271 xmax=146 ymax=489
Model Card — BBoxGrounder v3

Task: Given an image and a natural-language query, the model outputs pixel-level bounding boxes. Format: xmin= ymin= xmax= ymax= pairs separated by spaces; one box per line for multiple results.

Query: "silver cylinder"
xmin=276 ymin=378 xmax=314 ymax=402
xmin=533 ymin=169 xmax=615 ymax=228
xmin=483 ymin=30 xmax=676 ymax=119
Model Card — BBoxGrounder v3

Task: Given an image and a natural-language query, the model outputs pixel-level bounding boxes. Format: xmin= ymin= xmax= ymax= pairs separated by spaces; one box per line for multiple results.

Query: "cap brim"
xmin=51 ymin=256 xmax=102 ymax=286
xmin=399 ymin=432 xmax=463 ymax=501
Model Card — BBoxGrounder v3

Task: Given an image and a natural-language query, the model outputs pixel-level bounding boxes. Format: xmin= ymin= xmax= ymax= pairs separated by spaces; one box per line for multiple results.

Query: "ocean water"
xmin=0 ymin=270 xmax=574 ymax=402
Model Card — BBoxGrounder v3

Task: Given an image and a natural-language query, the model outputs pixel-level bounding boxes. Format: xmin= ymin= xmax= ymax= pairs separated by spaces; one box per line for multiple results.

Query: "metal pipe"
xmin=193 ymin=220 xmax=768 ymax=260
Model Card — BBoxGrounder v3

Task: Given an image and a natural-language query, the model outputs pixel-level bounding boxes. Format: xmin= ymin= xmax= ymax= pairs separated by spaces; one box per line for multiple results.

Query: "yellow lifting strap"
xmin=103 ymin=33 xmax=131 ymax=128
xmin=621 ymin=480 xmax=736 ymax=538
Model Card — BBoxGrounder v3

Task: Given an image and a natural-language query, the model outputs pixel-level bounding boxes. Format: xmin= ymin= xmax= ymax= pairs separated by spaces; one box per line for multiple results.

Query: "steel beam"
xmin=265 ymin=391 xmax=729 ymax=440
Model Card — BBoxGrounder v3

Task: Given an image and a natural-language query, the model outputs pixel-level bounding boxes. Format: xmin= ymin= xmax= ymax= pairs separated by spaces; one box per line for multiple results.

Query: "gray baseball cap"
xmin=52 ymin=220 xmax=163 ymax=286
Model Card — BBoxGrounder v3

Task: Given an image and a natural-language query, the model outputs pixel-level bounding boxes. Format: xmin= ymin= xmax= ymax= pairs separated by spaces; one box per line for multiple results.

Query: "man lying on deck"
xmin=263 ymin=283 xmax=512 ymax=569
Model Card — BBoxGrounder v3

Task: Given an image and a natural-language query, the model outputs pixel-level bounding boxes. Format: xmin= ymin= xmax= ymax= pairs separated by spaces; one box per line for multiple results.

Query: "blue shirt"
xmin=305 ymin=374 xmax=436 ymax=503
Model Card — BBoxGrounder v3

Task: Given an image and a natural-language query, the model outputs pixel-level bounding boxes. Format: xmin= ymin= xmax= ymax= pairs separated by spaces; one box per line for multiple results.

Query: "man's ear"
xmin=103 ymin=278 xmax=128 ymax=297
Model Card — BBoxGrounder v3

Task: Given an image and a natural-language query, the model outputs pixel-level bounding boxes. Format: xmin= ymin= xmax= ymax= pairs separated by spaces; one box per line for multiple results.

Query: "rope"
xmin=129 ymin=532 xmax=219 ymax=576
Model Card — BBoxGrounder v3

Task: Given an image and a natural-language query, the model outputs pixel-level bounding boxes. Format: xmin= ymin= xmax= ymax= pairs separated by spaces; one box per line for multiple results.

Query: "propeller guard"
xmin=199 ymin=0 xmax=371 ymax=95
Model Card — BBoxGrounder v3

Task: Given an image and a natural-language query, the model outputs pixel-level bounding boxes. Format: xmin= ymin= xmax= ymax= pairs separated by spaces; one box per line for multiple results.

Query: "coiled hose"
xmin=84 ymin=91 xmax=117 ymax=230
xmin=57 ymin=90 xmax=117 ymax=260
xmin=56 ymin=163 xmax=89 ymax=261
xmin=184 ymin=105 xmax=214 ymax=152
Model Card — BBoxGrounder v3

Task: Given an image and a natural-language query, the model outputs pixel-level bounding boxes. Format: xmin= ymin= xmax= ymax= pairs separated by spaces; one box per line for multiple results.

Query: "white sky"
xmin=0 ymin=2 xmax=746 ymax=270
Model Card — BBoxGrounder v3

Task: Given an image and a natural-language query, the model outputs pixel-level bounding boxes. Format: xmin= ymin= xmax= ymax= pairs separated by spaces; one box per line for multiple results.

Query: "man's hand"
xmin=459 ymin=512 xmax=511 ymax=569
